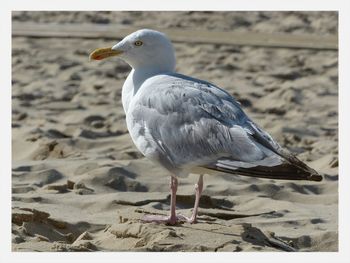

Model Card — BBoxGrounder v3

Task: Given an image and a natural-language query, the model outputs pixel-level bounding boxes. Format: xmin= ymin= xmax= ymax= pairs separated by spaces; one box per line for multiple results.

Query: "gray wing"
xmin=130 ymin=73 xmax=322 ymax=181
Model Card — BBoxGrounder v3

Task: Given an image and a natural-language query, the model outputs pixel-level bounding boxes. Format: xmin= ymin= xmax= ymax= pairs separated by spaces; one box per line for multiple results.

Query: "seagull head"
xmin=89 ymin=29 xmax=176 ymax=72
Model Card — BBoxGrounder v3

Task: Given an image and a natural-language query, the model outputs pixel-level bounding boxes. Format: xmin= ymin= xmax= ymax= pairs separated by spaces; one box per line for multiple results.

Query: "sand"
xmin=12 ymin=11 xmax=338 ymax=252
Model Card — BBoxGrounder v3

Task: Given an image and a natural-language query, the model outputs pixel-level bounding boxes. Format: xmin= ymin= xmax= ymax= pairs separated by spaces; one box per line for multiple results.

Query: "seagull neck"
xmin=132 ymin=67 xmax=172 ymax=92
xmin=122 ymin=67 xmax=173 ymax=113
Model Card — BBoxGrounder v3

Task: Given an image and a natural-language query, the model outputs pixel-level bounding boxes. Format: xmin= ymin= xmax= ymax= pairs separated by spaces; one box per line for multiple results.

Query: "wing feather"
xmin=129 ymin=73 xmax=322 ymax=181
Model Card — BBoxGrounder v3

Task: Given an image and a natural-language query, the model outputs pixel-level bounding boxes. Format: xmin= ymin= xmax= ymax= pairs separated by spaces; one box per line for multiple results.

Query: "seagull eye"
xmin=134 ymin=40 xmax=143 ymax=46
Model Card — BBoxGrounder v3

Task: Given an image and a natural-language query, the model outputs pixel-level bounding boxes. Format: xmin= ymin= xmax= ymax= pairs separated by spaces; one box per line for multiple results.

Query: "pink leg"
xmin=141 ymin=176 xmax=186 ymax=225
xmin=141 ymin=175 xmax=204 ymax=225
xmin=187 ymin=174 xmax=204 ymax=223
xmin=168 ymin=176 xmax=178 ymax=224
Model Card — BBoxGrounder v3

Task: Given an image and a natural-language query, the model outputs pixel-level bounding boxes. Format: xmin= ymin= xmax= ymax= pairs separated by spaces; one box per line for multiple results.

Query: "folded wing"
xmin=131 ymin=73 xmax=322 ymax=181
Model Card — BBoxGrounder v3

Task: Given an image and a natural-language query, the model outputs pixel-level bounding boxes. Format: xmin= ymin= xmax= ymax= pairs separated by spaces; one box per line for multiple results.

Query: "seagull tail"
xmin=203 ymin=153 xmax=323 ymax=182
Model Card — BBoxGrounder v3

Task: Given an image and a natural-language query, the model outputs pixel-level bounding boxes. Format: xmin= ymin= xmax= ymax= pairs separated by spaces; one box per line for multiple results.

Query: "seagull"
xmin=89 ymin=29 xmax=322 ymax=225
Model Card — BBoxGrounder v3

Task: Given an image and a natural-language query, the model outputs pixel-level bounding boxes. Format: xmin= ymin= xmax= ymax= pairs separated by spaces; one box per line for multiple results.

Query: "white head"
xmin=90 ymin=29 xmax=176 ymax=73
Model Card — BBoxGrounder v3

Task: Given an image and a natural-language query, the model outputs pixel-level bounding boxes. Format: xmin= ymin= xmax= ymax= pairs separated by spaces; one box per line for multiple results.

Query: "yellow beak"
xmin=89 ymin=47 xmax=123 ymax=61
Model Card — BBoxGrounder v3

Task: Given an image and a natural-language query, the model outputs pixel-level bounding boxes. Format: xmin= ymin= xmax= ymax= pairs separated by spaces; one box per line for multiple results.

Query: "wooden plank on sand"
xmin=12 ymin=22 xmax=338 ymax=50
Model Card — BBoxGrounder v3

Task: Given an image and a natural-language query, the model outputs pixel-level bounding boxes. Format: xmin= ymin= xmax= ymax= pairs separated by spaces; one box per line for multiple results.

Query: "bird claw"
xmin=141 ymin=214 xmax=193 ymax=225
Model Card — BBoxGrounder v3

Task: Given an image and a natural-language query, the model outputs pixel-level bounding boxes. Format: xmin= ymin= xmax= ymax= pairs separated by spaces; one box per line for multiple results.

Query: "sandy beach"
xmin=12 ymin=11 xmax=338 ymax=252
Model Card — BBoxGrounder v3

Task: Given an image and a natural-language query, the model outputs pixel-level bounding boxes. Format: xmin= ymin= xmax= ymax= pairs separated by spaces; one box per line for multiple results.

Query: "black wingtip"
xmin=309 ymin=173 xmax=323 ymax=182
